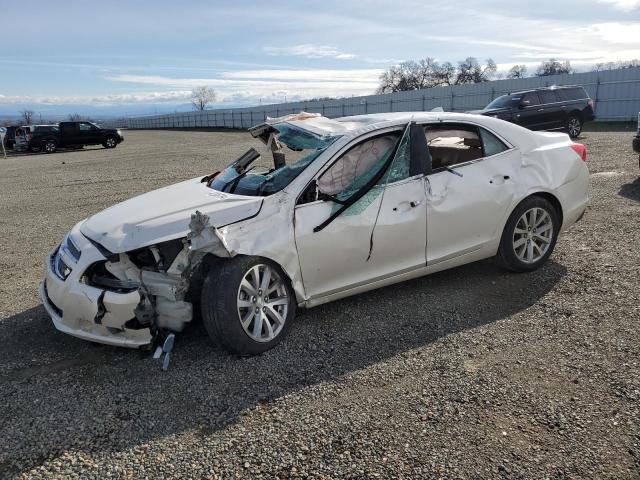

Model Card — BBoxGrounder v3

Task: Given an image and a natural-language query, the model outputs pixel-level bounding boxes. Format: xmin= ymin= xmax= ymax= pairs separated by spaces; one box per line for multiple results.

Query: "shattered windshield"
xmin=208 ymin=124 xmax=339 ymax=197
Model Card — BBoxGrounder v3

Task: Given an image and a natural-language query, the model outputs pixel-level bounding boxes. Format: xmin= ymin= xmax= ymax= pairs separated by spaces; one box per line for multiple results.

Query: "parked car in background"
xmin=469 ymin=86 xmax=595 ymax=139
xmin=57 ymin=121 xmax=124 ymax=150
xmin=14 ymin=125 xmax=60 ymax=153
xmin=2 ymin=126 xmax=21 ymax=149
xmin=40 ymin=111 xmax=589 ymax=357
xmin=14 ymin=121 xmax=124 ymax=153
xmin=633 ymin=113 xmax=640 ymax=168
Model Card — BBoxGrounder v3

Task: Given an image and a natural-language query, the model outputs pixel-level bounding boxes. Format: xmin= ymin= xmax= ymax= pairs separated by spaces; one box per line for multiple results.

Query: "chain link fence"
xmin=126 ymin=67 xmax=640 ymax=130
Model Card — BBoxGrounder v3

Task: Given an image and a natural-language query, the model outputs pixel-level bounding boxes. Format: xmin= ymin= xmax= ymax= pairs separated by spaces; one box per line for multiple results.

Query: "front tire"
xmin=497 ymin=196 xmax=560 ymax=272
xmin=566 ymin=114 xmax=582 ymax=139
xmin=201 ymin=256 xmax=296 ymax=355
xmin=103 ymin=136 xmax=118 ymax=148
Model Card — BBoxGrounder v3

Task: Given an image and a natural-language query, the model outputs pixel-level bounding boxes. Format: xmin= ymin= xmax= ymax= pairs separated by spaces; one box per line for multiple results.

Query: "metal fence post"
xmin=422 ymin=95 xmax=426 ymax=111
xmin=594 ymin=74 xmax=601 ymax=114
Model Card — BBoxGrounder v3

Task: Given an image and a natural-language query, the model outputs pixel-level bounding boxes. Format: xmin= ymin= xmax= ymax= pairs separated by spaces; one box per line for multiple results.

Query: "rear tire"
xmin=201 ymin=256 xmax=296 ymax=355
xmin=497 ymin=196 xmax=560 ymax=272
xmin=103 ymin=136 xmax=117 ymax=148
xmin=43 ymin=140 xmax=57 ymax=153
xmin=566 ymin=114 xmax=582 ymax=139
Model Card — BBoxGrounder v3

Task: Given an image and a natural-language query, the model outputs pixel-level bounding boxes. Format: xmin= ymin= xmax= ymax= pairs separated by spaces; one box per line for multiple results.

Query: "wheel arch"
xmin=520 ymin=191 xmax=564 ymax=230
xmin=196 ymin=252 xmax=302 ymax=304
xmin=568 ymin=109 xmax=583 ymax=122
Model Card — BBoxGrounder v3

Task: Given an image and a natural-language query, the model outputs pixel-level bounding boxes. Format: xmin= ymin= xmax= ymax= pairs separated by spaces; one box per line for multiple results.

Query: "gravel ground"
xmin=0 ymin=129 xmax=639 ymax=479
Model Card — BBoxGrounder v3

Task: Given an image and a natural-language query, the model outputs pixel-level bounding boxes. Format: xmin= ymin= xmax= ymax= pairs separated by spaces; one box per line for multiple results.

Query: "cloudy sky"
xmin=1 ymin=0 xmax=639 ymax=116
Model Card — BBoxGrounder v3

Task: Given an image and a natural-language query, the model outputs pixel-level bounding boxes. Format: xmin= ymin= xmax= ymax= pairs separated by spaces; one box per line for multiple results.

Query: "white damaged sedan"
xmin=40 ymin=112 xmax=589 ymax=356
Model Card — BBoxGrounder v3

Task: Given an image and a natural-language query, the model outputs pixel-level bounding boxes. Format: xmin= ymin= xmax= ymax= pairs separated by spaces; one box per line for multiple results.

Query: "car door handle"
xmin=489 ymin=175 xmax=510 ymax=184
xmin=393 ymin=200 xmax=421 ymax=211
xmin=537 ymin=108 xmax=545 ymax=112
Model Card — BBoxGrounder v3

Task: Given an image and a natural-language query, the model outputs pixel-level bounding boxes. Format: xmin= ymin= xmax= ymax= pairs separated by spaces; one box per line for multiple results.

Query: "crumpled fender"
xmin=187 ymin=191 xmax=307 ymax=303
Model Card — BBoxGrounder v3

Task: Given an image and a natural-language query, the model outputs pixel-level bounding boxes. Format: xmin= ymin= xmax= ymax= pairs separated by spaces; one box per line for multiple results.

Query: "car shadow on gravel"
xmin=618 ymin=177 xmax=640 ymax=202
xmin=0 ymin=258 xmax=566 ymax=476
xmin=4 ymin=147 xmax=104 ymax=158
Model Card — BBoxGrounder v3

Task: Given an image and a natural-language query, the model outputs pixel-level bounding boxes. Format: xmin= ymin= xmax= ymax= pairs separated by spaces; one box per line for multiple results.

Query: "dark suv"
xmin=471 ymin=85 xmax=595 ymax=138
xmin=14 ymin=125 xmax=60 ymax=152
xmin=15 ymin=121 xmax=124 ymax=153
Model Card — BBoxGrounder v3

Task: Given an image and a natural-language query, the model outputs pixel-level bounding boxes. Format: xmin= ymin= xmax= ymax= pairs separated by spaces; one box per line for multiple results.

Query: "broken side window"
xmin=317 ymin=132 xmax=402 ymax=198
xmin=424 ymin=124 xmax=483 ymax=170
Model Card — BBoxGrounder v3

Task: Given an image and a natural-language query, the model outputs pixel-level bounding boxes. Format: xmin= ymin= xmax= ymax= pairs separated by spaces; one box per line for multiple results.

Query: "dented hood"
xmin=80 ymin=177 xmax=262 ymax=253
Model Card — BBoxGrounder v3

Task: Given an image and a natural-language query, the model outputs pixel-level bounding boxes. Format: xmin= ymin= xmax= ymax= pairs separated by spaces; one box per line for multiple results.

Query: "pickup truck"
xmin=16 ymin=121 xmax=124 ymax=153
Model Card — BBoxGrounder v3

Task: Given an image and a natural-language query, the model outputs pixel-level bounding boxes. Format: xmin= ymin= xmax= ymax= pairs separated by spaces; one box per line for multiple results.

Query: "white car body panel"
xmin=39 ymin=112 xmax=589 ymax=348
xmin=426 ymin=147 xmax=520 ymax=264
xmin=80 ymin=178 xmax=263 ymax=253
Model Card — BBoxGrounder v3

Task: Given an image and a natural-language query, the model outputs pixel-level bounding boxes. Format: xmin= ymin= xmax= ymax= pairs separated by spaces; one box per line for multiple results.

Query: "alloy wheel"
xmin=568 ymin=117 xmax=581 ymax=138
xmin=106 ymin=138 xmax=116 ymax=147
xmin=512 ymin=207 xmax=554 ymax=264
xmin=44 ymin=142 xmax=56 ymax=153
xmin=236 ymin=264 xmax=289 ymax=342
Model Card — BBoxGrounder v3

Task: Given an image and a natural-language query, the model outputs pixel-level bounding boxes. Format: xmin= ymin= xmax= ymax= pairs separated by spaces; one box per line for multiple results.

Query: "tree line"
xmin=377 ymin=57 xmax=640 ymax=93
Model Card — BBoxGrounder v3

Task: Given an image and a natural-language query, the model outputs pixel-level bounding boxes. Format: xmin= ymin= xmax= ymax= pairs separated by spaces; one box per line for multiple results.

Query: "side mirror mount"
xmin=519 ymin=100 xmax=530 ymax=109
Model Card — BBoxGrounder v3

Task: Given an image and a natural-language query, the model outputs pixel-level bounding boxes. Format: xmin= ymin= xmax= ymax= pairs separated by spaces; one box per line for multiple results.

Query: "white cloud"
xmin=597 ymin=0 xmax=640 ymax=11
xmin=0 ymin=68 xmax=385 ymax=106
xmin=263 ymin=44 xmax=356 ymax=60
xmin=220 ymin=69 xmax=383 ymax=81
xmin=104 ymin=69 xmax=383 ymax=103
xmin=587 ymin=22 xmax=640 ymax=44
xmin=0 ymin=91 xmax=192 ymax=105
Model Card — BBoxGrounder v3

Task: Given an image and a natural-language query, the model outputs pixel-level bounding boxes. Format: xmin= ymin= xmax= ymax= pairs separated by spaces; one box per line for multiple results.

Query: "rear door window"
xmin=558 ymin=88 xmax=587 ymax=101
xmin=539 ymin=90 xmax=559 ymax=104
xmin=521 ymin=92 xmax=540 ymax=106
xmin=424 ymin=124 xmax=483 ymax=170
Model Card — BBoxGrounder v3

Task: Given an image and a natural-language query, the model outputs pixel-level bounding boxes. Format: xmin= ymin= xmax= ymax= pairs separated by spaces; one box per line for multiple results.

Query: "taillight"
xmin=571 ymin=143 xmax=587 ymax=161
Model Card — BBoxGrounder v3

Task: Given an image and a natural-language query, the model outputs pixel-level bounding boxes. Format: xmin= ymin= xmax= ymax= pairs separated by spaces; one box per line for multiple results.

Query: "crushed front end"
xmin=39 ymin=221 xmax=195 ymax=348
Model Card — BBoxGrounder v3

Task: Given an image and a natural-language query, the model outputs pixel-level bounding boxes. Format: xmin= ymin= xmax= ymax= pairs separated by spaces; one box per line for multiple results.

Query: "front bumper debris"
xmin=39 ymin=223 xmax=152 ymax=348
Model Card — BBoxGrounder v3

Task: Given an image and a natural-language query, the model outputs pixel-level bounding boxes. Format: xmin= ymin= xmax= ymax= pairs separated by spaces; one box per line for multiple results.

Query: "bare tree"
xmin=20 ymin=109 xmax=34 ymax=125
xmin=593 ymin=59 xmax=640 ymax=71
xmin=507 ymin=64 xmax=528 ymax=79
xmin=68 ymin=113 xmax=83 ymax=121
xmin=455 ymin=57 xmax=497 ymax=84
xmin=536 ymin=59 xmax=573 ymax=76
xmin=191 ymin=86 xmax=216 ymax=111
xmin=377 ymin=58 xmax=456 ymax=93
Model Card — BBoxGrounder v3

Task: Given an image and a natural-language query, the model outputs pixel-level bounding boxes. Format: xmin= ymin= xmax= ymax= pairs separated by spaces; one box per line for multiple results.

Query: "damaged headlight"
xmin=51 ymin=233 xmax=81 ymax=280
xmin=84 ymin=260 xmax=139 ymax=292
xmin=51 ymin=246 xmax=72 ymax=280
